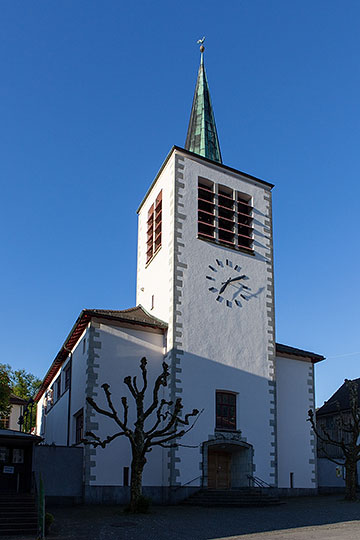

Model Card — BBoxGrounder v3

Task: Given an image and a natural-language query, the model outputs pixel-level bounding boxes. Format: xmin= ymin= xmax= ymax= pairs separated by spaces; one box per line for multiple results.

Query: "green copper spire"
xmin=185 ymin=39 xmax=222 ymax=164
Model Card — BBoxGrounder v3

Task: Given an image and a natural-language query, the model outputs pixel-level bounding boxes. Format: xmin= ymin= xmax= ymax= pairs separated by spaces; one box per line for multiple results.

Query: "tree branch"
xmin=83 ymin=430 xmax=125 ymax=448
xmin=121 ymin=396 xmax=128 ymax=427
xmin=308 ymin=409 xmax=347 ymax=450
xmin=124 ymin=376 xmax=137 ymax=400
xmin=148 ymin=409 xmax=203 ymax=448
xmin=143 ymin=362 xmax=169 ymax=419
xmin=140 ymin=357 xmax=147 ymax=395
xmin=101 ymin=383 xmax=130 ymax=434
xmin=145 ymin=398 xmax=173 ymax=436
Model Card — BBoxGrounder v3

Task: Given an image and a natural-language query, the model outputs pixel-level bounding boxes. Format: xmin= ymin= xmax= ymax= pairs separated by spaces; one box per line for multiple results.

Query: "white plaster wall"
xmin=36 ymin=328 xmax=88 ymax=445
xmin=136 ymin=155 xmax=174 ymax=323
xmin=69 ymin=331 xmax=89 ymax=443
xmin=36 ymin=395 xmax=46 ymax=436
xmin=38 ymin=367 xmax=69 ymax=445
xmin=9 ymin=404 xmax=22 ymax=430
xmin=89 ymin=323 xmax=166 ymax=487
xmin=276 ymin=356 xmax=315 ymax=488
xmin=172 ymin=151 xmax=275 ymax=486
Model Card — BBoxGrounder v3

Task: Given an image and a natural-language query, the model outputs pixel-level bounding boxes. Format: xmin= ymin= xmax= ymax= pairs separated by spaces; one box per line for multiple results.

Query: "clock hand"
xmin=219 ymin=278 xmax=232 ymax=294
xmin=228 ymin=275 xmax=246 ymax=283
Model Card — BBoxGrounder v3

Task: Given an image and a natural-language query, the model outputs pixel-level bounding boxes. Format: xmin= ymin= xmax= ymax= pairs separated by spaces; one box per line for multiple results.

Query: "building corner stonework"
xmin=84 ymin=322 xmax=101 ymax=488
xmin=167 ymin=152 xmax=187 ymax=487
xmin=263 ymin=189 xmax=278 ymax=486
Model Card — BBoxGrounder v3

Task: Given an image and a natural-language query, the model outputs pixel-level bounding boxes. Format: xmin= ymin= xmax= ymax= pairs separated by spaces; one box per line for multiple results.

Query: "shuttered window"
xmin=146 ymin=190 xmax=162 ymax=264
xmin=198 ymin=178 xmax=254 ymax=253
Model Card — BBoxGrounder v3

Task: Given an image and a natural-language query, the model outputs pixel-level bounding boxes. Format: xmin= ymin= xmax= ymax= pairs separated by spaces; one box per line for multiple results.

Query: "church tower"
xmin=136 ymin=43 xmax=277 ymax=488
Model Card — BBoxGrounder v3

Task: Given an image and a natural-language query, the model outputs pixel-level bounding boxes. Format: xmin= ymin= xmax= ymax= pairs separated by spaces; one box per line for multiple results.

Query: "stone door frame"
xmin=202 ymin=432 xmax=254 ymax=489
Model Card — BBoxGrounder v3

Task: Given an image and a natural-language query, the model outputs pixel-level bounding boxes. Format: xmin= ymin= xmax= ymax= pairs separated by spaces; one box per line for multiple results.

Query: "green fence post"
xmin=38 ymin=474 xmax=45 ymax=539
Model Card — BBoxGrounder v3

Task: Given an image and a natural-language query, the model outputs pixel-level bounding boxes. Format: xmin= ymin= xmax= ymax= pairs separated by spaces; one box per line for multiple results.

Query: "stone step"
xmin=0 ymin=527 xmax=38 ymax=536
xmin=0 ymin=520 xmax=37 ymax=529
xmin=0 ymin=495 xmax=38 ymax=536
xmin=0 ymin=516 xmax=37 ymax=524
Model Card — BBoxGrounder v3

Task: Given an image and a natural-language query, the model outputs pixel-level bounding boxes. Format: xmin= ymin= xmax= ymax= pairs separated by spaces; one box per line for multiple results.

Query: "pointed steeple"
xmin=185 ymin=40 xmax=222 ymax=164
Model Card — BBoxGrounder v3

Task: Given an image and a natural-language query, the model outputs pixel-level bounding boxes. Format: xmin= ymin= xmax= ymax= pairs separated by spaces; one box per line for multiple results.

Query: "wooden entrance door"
xmin=208 ymin=450 xmax=231 ymax=489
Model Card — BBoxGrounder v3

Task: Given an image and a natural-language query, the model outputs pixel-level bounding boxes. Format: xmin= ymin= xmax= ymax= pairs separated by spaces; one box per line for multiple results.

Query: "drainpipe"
xmin=64 ymin=347 xmax=73 ymax=447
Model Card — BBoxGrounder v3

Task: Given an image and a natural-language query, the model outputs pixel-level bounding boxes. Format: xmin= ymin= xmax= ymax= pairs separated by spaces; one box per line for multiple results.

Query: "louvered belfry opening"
xmin=146 ymin=190 xmax=162 ymax=265
xmin=198 ymin=178 xmax=215 ymax=240
xmin=237 ymin=194 xmax=253 ymax=251
xmin=197 ymin=177 xmax=254 ymax=253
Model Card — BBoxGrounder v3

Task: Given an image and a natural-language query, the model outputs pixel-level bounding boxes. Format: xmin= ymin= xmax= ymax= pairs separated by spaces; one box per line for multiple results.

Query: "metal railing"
xmin=247 ymin=474 xmax=272 ymax=488
xmin=172 ymin=475 xmax=203 ymax=491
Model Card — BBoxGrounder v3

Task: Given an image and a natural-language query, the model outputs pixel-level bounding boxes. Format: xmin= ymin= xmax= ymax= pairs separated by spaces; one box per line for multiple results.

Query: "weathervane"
xmin=197 ymin=36 xmax=205 ymax=53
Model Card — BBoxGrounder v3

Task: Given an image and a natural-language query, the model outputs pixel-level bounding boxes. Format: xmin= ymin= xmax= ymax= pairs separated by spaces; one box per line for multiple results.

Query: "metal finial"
xmin=197 ymin=36 xmax=205 ymax=53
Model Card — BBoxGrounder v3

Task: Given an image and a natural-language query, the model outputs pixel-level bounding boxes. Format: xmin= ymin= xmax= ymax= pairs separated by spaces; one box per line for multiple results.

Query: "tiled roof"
xmin=0 ymin=428 xmax=42 ymax=442
xmin=317 ymin=378 xmax=360 ymax=416
xmin=86 ymin=306 xmax=168 ymax=328
xmin=34 ymin=306 xmax=167 ymax=402
xmin=10 ymin=393 xmax=27 ymax=405
xmin=276 ymin=343 xmax=325 ymax=363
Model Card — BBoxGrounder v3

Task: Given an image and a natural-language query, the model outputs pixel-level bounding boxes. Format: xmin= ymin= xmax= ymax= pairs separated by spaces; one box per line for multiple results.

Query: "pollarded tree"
xmin=85 ymin=357 xmax=200 ymax=512
xmin=308 ymin=379 xmax=360 ymax=501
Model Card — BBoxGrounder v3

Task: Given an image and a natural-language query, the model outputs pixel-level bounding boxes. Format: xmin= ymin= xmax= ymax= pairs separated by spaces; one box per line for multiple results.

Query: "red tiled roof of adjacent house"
xmin=276 ymin=343 xmax=325 ymax=363
xmin=317 ymin=378 xmax=360 ymax=416
xmin=34 ymin=305 xmax=167 ymax=402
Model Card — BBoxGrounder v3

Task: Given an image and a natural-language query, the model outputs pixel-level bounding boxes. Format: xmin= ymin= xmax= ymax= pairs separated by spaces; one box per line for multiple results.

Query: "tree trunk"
xmin=129 ymin=453 xmax=146 ymax=512
xmin=345 ymin=459 xmax=358 ymax=501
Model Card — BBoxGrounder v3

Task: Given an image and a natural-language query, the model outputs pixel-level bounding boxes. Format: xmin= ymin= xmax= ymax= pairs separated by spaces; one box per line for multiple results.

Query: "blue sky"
xmin=1 ymin=0 xmax=359 ymax=407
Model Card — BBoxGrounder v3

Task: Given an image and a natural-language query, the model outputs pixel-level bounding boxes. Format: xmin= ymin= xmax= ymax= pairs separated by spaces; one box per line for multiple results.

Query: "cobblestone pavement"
xmin=5 ymin=495 xmax=360 ymax=540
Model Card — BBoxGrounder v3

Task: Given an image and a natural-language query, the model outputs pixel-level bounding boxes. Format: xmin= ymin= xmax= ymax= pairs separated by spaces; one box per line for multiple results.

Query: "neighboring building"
xmin=317 ymin=379 xmax=360 ymax=490
xmin=35 ymin=45 xmax=325 ymax=503
xmin=0 ymin=394 xmax=27 ymax=431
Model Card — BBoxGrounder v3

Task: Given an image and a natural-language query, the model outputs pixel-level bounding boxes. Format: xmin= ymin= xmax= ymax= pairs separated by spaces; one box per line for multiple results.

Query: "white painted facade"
xmin=8 ymin=403 xmax=24 ymax=431
xmin=276 ymin=356 xmax=316 ymax=488
xmin=36 ymin=146 xmax=322 ymax=501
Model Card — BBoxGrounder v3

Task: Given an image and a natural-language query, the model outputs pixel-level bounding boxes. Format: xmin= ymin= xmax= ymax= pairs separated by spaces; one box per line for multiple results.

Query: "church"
xmin=35 ymin=43 xmax=324 ymax=503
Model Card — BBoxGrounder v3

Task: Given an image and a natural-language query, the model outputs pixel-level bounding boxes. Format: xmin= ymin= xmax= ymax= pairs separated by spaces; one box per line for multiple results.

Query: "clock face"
xmin=206 ymin=258 xmax=251 ymax=308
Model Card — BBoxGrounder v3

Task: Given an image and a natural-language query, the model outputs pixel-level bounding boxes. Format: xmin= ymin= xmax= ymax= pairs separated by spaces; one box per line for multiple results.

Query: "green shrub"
xmin=45 ymin=512 xmax=54 ymax=535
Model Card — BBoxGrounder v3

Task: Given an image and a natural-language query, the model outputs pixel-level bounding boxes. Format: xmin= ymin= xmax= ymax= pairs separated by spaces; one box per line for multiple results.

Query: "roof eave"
xmin=137 ymin=145 xmax=275 ymax=214
xmin=35 ymin=308 xmax=167 ymax=402
xmin=276 ymin=342 xmax=325 ymax=364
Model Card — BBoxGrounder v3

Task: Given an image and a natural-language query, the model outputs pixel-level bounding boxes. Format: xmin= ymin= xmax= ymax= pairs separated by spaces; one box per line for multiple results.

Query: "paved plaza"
xmin=5 ymin=494 xmax=360 ymax=540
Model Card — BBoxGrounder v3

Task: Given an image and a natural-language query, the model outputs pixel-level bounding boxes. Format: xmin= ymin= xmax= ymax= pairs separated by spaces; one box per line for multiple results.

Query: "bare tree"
xmin=84 ymin=357 xmax=200 ymax=511
xmin=308 ymin=379 xmax=360 ymax=500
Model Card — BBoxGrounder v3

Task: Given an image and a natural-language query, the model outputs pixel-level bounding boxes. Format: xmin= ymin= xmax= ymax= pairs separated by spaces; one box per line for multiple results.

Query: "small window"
xmin=216 ymin=391 xmax=237 ymax=431
xmin=0 ymin=447 xmax=9 ymax=462
xmin=46 ymin=387 xmax=54 ymax=411
xmin=83 ymin=338 xmax=86 ymax=355
xmin=64 ymin=364 xmax=71 ymax=391
xmin=74 ymin=409 xmax=84 ymax=444
xmin=55 ymin=376 xmax=61 ymax=401
xmin=0 ymin=416 xmax=10 ymax=429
